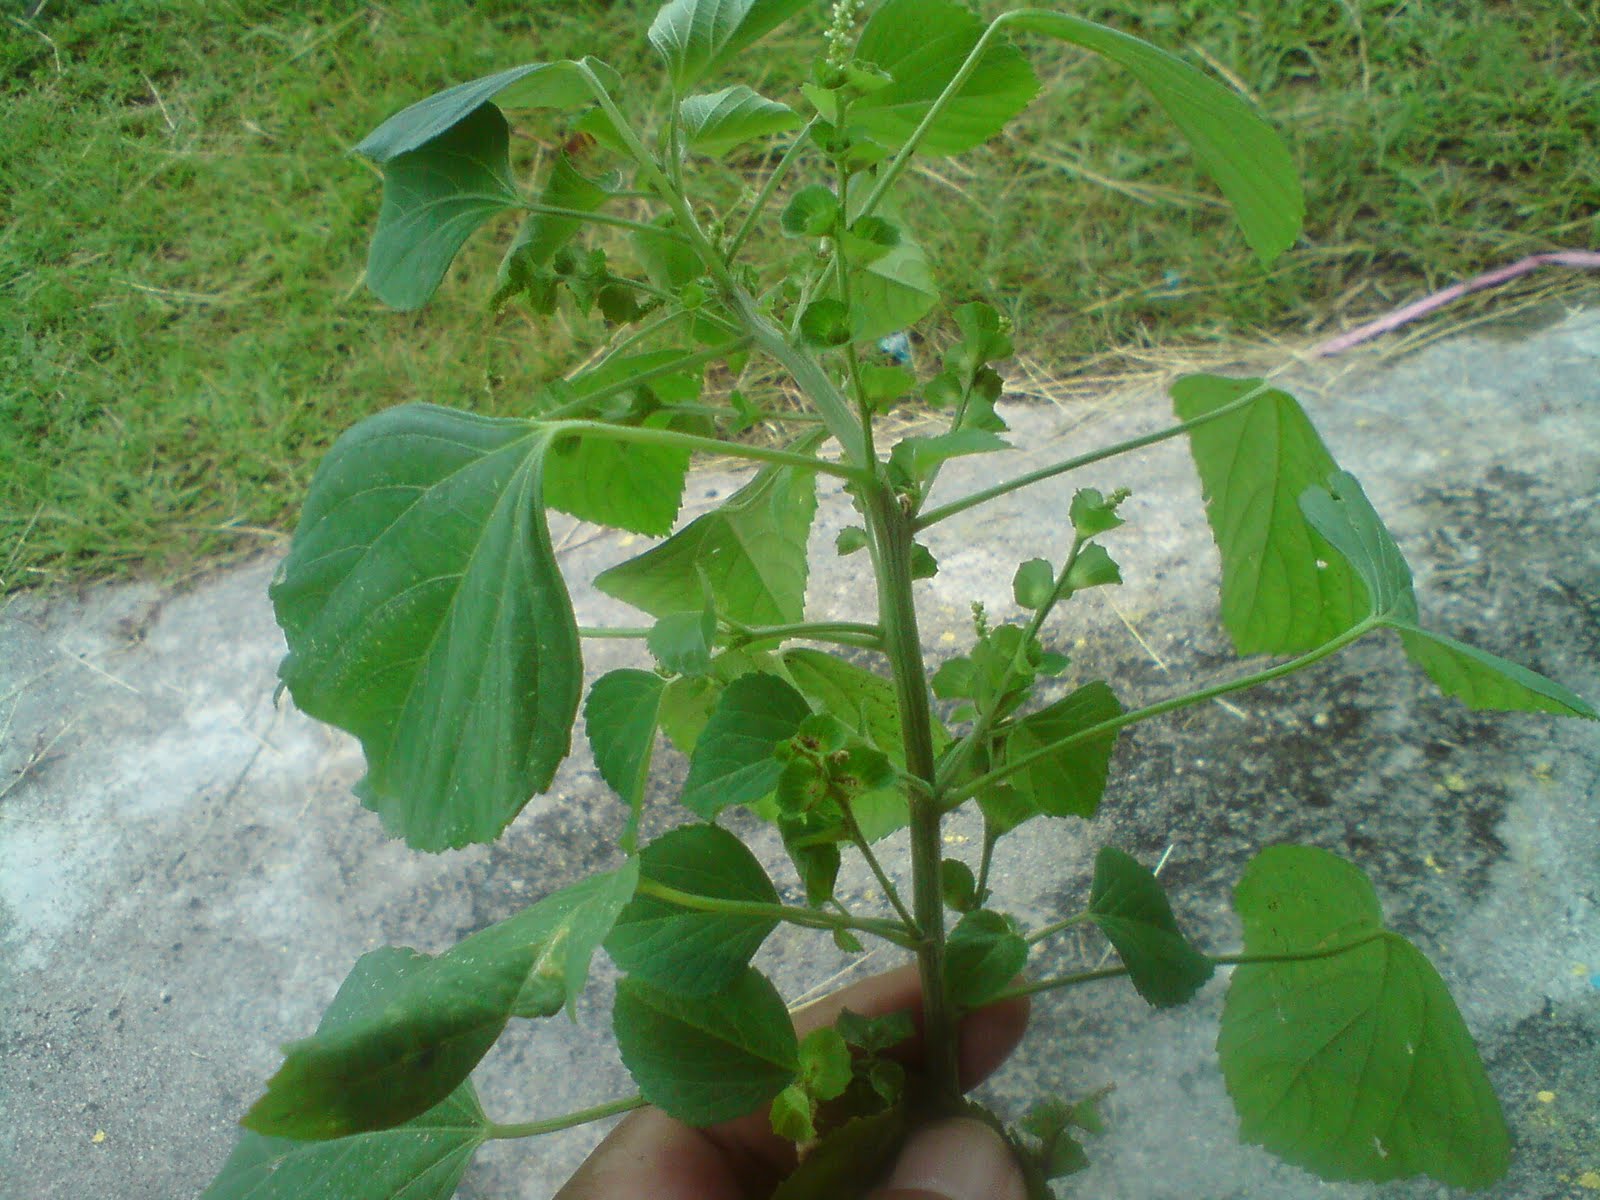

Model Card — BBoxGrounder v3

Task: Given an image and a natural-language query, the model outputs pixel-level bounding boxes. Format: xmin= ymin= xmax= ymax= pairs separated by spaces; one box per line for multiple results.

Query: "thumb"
xmin=867 ymin=1118 xmax=1028 ymax=1200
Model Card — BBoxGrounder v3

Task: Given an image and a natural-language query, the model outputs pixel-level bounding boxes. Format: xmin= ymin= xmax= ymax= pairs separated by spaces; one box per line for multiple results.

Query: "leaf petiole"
xmin=726 ymin=117 xmax=820 ymax=259
xmin=914 ymin=379 xmax=1273 ymax=530
xmin=994 ymin=929 xmax=1392 ymax=1003
xmin=487 ymin=1094 xmax=647 ymax=1140
xmin=544 ymin=418 xmax=868 ymax=482
xmin=634 ymin=878 xmax=919 ymax=948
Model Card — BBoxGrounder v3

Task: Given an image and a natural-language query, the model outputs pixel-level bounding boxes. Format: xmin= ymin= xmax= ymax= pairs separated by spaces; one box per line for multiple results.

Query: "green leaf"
xmin=648 ymin=608 xmax=717 ymax=677
xmin=681 ymin=672 xmax=814 ymax=818
xmin=1012 ymin=559 xmax=1055 ymax=610
xmin=681 ymin=85 xmax=800 ymax=157
xmin=202 ymin=949 xmax=487 ymax=1200
xmin=781 ymin=648 xmax=953 ymax=842
xmin=355 ymin=62 xmax=606 ymax=162
xmin=952 ymin=301 xmax=1015 ymax=371
xmin=543 ymin=350 xmax=703 ymax=536
xmin=1064 ymin=543 xmax=1121 ymax=592
xmin=1295 ymin=470 xmax=1416 ymax=622
xmin=771 ymin=1106 xmax=909 ymax=1200
xmin=1005 ymin=13 xmax=1303 ymax=263
xmin=1088 ymin=847 xmax=1212 ymax=1008
xmin=781 ymin=184 xmax=840 ymax=237
xmin=657 ymin=647 xmax=773 ymax=754
xmin=614 ymin=968 xmax=798 ymax=1125
xmin=632 ymin=213 xmax=703 ymax=291
xmin=781 ymin=814 xmax=841 ymax=906
xmin=770 ymin=1082 xmax=817 ymax=1143
xmin=584 ymin=669 xmax=667 ymax=852
xmin=834 ymin=1008 xmax=915 ymax=1054
xmin=850 ymin=0 xmax=1040 ymax=156
xmin=364 ymin=103 xmax=520 ymax=311
xmin=605 ymin=824 xmax=779 ymax=994
xmin=846 ymin=235 xmax=939 ymax=342
xmin=1393 ymin=625 xmax=1597 ymax=719
xmin=798 ymin=1027 xmax=853 ymax=1102
xmin=859 ymin=364 xmax=917 ymax=408
xmin=1173 ymin=374 xmax=1366 ymax=655
xmin=946 ymin=909 xmax=1028 ymax=1007
xmin=649 ymin=0 xmax=814 ymax=90
xmin=1300 ymin=472 xmax=1596 ymax=719
xmin=269 ymin=406 xmax=580 ymax=852
xmin=1069 ymin=487 xmax=1127 ymax=538
xmin=889 ymin=429 xmax=1009 ymax=487
xmin=941 ymin=856 xmax=980 ymax=912
xmin=596 ymin=457 xmax=819 ymax=626
xmin=799 ymin=298 xmax=853 ymax=347
xmin=1002 ymin=681 xmax=1122 ymax=819
xmin=1218 ymin=845 xmax=1509 ymax=1188
xmin=242 ymin=865 xmax=636 ymax=1139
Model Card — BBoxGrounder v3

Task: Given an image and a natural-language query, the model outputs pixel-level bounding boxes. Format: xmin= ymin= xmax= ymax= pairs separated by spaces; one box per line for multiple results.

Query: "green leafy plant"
xmin=203 ymin=3 xmax=1597 ymax=1197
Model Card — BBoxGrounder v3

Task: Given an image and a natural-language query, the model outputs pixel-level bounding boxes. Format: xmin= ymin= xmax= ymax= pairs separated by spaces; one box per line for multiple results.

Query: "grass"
xmin=3 ymin=0 xmax=1596 ymax=593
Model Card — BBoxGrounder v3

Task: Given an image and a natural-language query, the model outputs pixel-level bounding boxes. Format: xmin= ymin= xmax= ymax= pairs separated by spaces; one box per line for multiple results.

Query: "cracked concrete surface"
xmin=3 ymin=309 xmax=1598 ymax=1200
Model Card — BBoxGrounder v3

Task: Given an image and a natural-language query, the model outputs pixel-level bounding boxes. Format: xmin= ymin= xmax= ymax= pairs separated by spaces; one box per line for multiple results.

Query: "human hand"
xmin=555 ymin=963 xmax=1030 ymax=1200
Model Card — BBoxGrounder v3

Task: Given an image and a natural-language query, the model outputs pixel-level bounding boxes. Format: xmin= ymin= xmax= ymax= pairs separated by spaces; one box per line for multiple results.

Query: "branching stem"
xmin=942 ymin=618 xmax=1379 ymax=808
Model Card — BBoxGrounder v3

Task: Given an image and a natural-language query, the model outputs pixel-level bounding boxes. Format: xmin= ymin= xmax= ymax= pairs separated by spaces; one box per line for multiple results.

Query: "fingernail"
xmin=875 ymin=1118 xmax=1026 ymax=1200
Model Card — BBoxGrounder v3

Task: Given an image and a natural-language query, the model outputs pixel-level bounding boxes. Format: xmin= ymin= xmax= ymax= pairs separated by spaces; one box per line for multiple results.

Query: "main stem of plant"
xmin=863 ymin=479 xmax=961 ymax=1111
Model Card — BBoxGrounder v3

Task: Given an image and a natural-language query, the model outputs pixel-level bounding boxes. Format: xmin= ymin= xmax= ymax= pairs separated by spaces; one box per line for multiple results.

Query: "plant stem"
xmin=514 ymin=202 xmax=685 ymax=241
xmin=844 ymin=808 xmax=918 ymax=930
xmin=727 ymin=119 xmax=819 ymax=259
xmin=862 ymin=480 xmax=961 ymax=1109
xmin=635 ymin=878 xmax=919 ymax=949
xmin=914 ymin=380 xmax=1272 ymax=530
xmin=942 ymin=618 xmax=1380 ymax=808
xmin=1025 ymin=910 xmax=1091 ymax=946
xmin=933 ymin=535 xmax=1086 ymax=794
xmin=487 ymin=1095 xmax=646 ymax=1140
xmin=546 ymin=419 xmax=867 ymax=482
xmin=975 ymin=825 xmax=998 ymax=902
xmin=576 ymin=626 xmax=652 ymax=640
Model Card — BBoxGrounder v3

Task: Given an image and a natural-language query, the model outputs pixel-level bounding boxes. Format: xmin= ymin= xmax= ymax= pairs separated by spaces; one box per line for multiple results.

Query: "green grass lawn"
xmin=4 ymin=0 xmax=1596 ymax=592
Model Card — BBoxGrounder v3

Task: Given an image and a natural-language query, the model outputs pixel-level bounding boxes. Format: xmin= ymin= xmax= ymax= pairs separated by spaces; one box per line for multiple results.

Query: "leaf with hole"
xmin=606 ymin=824 xmax=779 ymax=994
xmin=1088 ymin=847 xmax=1212 ymax=1008
xmin=202 ymin=948 xmax=488 ymax=1200
xmin=1173 ymin=374 xmax=1366 ymax=655
xmin=614 ymin=968 xmax=798 ymax=1125
xmin=269 ymin=406 xmax=579 ymax=852
xmin=1218 ymin=845 xmax=1509 ymax=1188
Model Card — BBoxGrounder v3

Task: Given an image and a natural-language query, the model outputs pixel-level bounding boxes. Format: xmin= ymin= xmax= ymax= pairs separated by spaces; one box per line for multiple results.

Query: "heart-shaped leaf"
xmin=614 ymin=968 xmax=798 ymax=1125
xmin=1002 ymin=681 xmax=1123 ymax=819
xmin=1218 ymin=845 xmax=1509 ymax=1188
xmin=605 ymin=824 xmax=779 ymax=994
xmin=584 ymin=670 xmax=668 ymax=853
xmin=649 ymin=0 xmax=813 ymax=90
xmin=270 ymin=405 xmax=581 ymax=851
